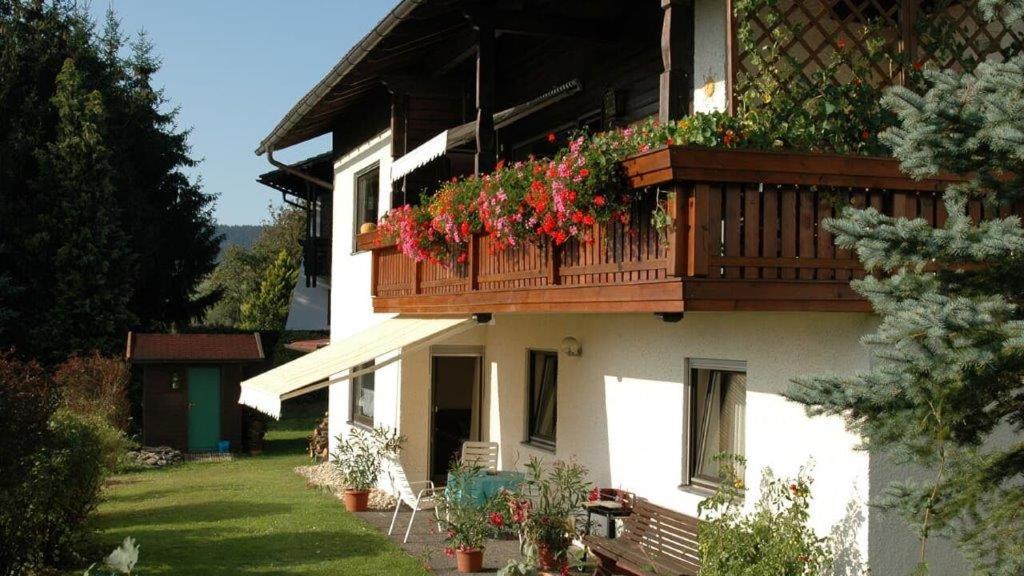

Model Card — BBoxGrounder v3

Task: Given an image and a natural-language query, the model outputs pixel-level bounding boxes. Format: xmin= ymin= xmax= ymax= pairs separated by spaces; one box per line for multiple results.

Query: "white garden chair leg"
xmin=388 ymin=499 xmax=402 ymax=536
xmin=403 ymin=504 xmax=418 ymax=543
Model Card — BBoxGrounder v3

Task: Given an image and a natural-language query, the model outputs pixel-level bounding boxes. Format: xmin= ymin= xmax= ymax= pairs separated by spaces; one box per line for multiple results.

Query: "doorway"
xmin=430 ymin=351 xmax=482 ymax=484
xmin=187 ymin=366 xmax=221 ymax=452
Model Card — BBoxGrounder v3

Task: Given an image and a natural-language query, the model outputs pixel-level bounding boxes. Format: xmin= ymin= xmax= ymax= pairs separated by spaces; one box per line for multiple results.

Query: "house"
xmin=257 ymin=153 xmax=333 ymax=331
xmin=127 ymin=332 xmax=265 ymax=452
xmin=239 ymin=2 xmax=1021 ymax=573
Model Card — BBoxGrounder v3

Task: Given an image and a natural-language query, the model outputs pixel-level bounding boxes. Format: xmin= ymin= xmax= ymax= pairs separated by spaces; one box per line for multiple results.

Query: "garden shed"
xmin=126 ymin=332 xmax=265 ymax=453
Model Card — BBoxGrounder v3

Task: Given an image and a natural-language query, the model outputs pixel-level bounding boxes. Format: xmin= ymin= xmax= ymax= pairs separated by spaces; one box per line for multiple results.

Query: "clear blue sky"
xmin=89 ymin=1 xmax=395 ymax=225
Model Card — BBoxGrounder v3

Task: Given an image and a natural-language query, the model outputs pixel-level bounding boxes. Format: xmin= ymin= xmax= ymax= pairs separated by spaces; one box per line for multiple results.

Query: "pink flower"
xmin=444 ymin=547 xmax=455 ymax=558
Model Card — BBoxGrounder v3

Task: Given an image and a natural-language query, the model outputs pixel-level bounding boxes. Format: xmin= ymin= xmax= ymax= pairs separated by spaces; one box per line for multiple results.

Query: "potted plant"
xmin=499 ymin=457 xmax=591 ymax=574
xmin=331 ymin=426 xmax=403 ymax=512
xmin=436 ymin=461 xmax=498 ymax=573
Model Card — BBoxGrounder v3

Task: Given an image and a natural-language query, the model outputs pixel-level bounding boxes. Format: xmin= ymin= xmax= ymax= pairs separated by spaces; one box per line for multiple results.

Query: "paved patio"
xmin=356 ymin=507 xmax=591 ymax=575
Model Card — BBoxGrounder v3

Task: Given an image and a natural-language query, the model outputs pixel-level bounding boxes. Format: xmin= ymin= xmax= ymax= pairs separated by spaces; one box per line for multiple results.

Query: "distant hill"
xmin=215 ymin=224 xmax=263 ymax=260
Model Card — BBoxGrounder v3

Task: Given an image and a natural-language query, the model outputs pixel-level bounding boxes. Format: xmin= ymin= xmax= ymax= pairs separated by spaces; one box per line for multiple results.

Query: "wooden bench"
xmin=583 ymin=498 xmax=700 ymax=576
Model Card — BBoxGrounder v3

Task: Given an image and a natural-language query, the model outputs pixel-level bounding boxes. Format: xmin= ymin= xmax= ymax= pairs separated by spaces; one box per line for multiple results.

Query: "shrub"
xmin=0 ymin=351 xmax=59 ymax=576
xmin=54 ymin=352 xmax=130 ymax=430
xmin=697 ymin=455 xmax=833 ymax=576
xmin=33 ymin=409 xmax=110 ymax=567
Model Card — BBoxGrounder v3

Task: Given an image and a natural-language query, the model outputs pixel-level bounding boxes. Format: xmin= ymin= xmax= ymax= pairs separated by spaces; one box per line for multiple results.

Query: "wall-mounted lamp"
xmin=170 ymin=372 xmax=181 ymax=390
xmin=560 ymin=336 xmax=582 ymax=357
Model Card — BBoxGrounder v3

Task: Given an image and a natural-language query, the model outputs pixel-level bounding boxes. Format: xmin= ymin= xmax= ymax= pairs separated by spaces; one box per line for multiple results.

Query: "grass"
xmin=85 ymin=410 xmax=430 ymax=576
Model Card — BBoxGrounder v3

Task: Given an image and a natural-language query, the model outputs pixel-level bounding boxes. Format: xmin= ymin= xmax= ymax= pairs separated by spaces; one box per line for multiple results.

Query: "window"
xmin=353 ymin=165 xmax=379 ymax=252
xmin=687 ymin=362 xmax=746 ymax=489
xmin=527 ymin=350 xmax=558 ymax=449
xmin=350 ymin=361 xmax=375 ymax=427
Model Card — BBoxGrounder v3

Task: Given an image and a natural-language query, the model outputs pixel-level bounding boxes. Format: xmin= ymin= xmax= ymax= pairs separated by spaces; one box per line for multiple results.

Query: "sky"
xmin=88 ymin=1 xmax=395 ymax=225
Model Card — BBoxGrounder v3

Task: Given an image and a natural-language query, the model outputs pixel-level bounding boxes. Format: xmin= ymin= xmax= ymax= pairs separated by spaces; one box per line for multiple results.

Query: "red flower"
xmin=579 ymin=168 xmax=590 ymax=178
xmin=547 ymin=132 xmax=557 ymax=143
xmin=582 ymin=214 xmax=595 ymax=226
xmin=460 ymin=221 xmax=471 ymax=237
xmin=593 ymin=195 xmax=606 ymax=207
xmin=560 ymin=564 xmax=571 ymax=576
xmin=457 ymin=252 xmax=467 ymax=264
xmin=589 ymin=488 xmax=600 ymax=502
xmin=861 ymin=129 xmax=870 ymax=141
xmin=571 ymin=211 xmax=583 ymax=223
xmin=489 ymin=512 xmax=504 ymax=527
xmin=444 ymin=547 xmax=455 ymax=558
xmin=495 ymin=158 xmax=506 ymax=170
xmin=836 ymin=37 xmax=847 ymax=50
xmin=913 ymin=61 xmax=923 ymax=71
xmin=552 ymin=230 xmax=567 ymax=245
xmin=789 ymin=483 xmax=799 ymax=494
xmin=541 ymin=213 xmax=557 ymax=234
xmin=666 ymin=137 xmax=675 ymax=146
xmin=723 ymin=129 xmax=736 ymax=147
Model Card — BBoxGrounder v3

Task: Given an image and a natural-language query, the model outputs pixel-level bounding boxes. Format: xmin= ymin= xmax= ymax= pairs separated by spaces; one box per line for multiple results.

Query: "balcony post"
xmin=413 ymin=261 xmax=422 ymax=295
xmin=471 ymin=10 xmax=496 ymax=175
xmin=666 ymin=183 xmax=689 ymax=277
xmin=688 ymin=183 xmax=710 ymax=277
xmin=546 ymin=241 xmax=562 ymax=286
xmin=467 ymin=234 xmax=479 ymax=291
xmin=659 ymin=0 xmax=695 ymax=123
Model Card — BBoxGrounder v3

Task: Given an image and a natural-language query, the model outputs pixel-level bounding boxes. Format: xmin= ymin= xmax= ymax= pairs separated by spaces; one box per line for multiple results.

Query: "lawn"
xmin=86 ymin=411 xmax=430 ymax=576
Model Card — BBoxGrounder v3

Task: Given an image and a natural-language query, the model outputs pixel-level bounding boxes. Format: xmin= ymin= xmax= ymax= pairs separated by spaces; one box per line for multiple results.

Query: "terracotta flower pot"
xmin=455 ymin=548 xmax=484 ymax=573
xmin=342 ymin=489 xmax=370 ymax=512
xmin=537 ymin=542 xmax=565 ymax=572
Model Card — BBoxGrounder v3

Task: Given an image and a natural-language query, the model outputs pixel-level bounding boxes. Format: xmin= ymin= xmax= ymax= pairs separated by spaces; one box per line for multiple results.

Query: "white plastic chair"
xmin=386 ymin=457 xmax=442 ymax=543
xmin=460 ymin=441 xmax=499 ymax=472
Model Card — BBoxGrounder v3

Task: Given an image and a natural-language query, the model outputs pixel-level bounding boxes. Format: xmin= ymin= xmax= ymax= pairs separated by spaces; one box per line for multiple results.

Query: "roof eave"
xmin=255 ymin=0 xmax=427 ymax=156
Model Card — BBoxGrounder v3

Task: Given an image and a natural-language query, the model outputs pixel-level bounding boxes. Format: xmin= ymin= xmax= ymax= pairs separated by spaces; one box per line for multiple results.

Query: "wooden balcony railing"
xmin=362 ymin=146 xmax=975 ymax=314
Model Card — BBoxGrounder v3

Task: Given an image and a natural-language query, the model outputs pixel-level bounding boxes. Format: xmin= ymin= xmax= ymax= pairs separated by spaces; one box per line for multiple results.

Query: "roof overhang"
xmin=389 ymin=79 xmax=582 ymax=181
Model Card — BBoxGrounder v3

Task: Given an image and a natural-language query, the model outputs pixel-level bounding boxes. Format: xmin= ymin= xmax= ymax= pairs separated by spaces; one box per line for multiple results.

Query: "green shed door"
xmin=187 ymin=366 xmax=221 ymax=452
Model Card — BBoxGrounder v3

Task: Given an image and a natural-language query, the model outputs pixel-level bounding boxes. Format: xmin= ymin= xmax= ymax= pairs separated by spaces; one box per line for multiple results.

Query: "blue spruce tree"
xmin=788 ymin=2 xmax=1024 ymax=574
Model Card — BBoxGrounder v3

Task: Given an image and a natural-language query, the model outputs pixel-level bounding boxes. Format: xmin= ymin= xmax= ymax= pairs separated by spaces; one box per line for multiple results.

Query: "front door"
xmin=430 ymin=355 xmax=481 ymax=484
xmin=187 ymin=366 xmax=221 ymax=452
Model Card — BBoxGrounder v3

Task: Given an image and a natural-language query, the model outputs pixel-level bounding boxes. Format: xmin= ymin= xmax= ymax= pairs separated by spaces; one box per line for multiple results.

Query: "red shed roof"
xmin=126 ymin=332 xmax=264 ymax=363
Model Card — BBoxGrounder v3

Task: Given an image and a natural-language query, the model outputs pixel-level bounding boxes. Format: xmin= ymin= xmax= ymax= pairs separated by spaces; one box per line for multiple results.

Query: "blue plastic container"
xmin=217 ymin=440 xmax=230 ymax=454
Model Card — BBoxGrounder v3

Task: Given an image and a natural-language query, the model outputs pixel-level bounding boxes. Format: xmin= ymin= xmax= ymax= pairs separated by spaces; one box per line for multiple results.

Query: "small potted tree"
xmin=332 ymin=426 xmax=403 ymax=512
xmin=437 ymin=461 xmax=497 ymax=573
xmin=501 ymin=457 xmax=591 ymax=574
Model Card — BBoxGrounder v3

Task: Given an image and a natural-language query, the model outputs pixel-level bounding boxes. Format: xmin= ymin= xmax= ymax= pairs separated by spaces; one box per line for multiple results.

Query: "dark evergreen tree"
xmin=788 ymin=2 xmax=1024 ymax=573
xmin=0 ymin=1 xmax=220 ymax=361
xmin=29 ymin=59 xmax=134 ymax=359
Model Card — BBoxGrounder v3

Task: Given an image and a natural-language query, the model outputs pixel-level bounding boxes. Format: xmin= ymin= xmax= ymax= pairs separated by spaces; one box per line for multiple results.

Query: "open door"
xmin=430 ymin=353 xmax=481 ymax=484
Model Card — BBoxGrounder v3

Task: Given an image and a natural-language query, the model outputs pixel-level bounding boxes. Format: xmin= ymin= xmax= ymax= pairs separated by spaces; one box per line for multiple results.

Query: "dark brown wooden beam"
xmin=490 ymin=10 xmax=614 ymax=40
xmin=659 ymin=0 xmax=695 ymax=122
xmin=471 ymin=11 xmax=496 ymax=175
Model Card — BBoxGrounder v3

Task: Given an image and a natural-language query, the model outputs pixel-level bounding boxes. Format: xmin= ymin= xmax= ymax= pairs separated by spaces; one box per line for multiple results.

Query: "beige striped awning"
xmin=239 ymin=316 xmax=473 ymax=418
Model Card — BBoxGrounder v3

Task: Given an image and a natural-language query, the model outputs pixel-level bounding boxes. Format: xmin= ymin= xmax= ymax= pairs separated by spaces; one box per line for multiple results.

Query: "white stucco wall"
xmin=284 ymin=264 xmax=330 ymax=330
xmin=474 ymin=312 xmax=873 ymax=567
xmin=694 ymin=0 xmax=728 ymax=113
xmin=326 ymin=130 xmax=398 ymax=459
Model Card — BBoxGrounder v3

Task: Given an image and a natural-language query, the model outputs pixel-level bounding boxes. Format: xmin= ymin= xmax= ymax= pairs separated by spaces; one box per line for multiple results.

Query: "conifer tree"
xmin=29 ymin=59 xmax=135 ymax=359
xmin=788 ymin=2 xmax=1024 ymax=573
xmin=239 ymin=250 xmax=299 ymax=331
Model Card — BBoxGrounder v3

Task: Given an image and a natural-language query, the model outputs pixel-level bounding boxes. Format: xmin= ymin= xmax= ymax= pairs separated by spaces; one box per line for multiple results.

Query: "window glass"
xmin=690 ymin=369 xmax=746 ymax=484
xmin=350 ymin=361 xmax=375 ymax=427
xmin=528 ymin=350 xmax=558 ymax=448
xmin=353 ymin=166 xmax=380 ymax=251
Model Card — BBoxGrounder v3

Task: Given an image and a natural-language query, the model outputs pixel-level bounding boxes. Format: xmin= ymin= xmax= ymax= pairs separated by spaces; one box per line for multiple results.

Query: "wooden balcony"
xmin=361 ymin=146 xmax=967 ymax=315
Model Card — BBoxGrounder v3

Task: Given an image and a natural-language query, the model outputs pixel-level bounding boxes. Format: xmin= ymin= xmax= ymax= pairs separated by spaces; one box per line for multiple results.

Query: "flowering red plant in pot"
xmin=498 ymin=457 xmax=591 ymax=574
xmin=436 ymin=461 xmax=500 ymax=573
xmin=331 ymin=426 xmax=404 ymax=512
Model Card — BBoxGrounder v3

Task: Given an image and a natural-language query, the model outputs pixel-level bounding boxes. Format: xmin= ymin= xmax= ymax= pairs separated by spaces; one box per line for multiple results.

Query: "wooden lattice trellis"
xmin=729 ymin=0 xmax=1024 ymax=104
